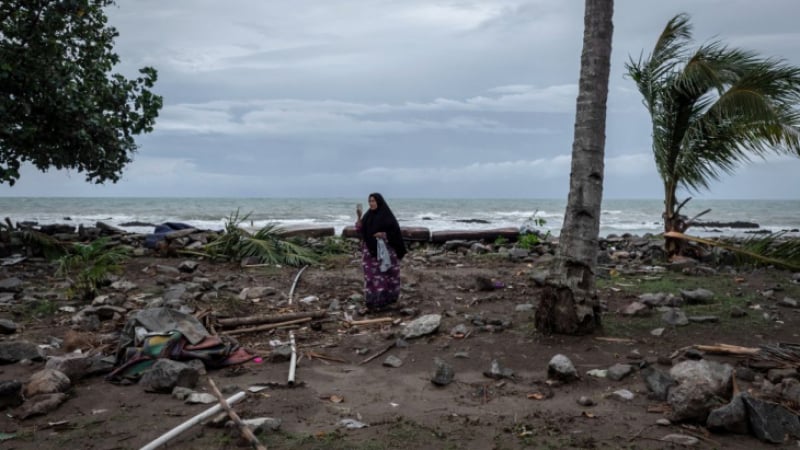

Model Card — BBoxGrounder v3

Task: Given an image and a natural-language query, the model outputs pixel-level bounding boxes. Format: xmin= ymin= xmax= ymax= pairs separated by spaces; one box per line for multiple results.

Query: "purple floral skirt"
xmin=361 ymin=241 xmax=401 ymax=309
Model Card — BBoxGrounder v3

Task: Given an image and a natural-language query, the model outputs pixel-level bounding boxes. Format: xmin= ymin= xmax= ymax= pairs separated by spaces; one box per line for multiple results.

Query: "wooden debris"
xmin=594 ymin=337 xmax=636 ymax=344
xmin=217 ymin=311 xmax=326 ymax=328
xmin=225 ymin=317 xmax=312 ymax=336
xmin=693 ymin=344 xmax=759 ymax=355
xmin=346 ymin=317 xmax=394 ymax=327
xmin=359 ymin=342 xmax=396 ymax=365
xmin=207 ymin=378 xmax=266 ymax=450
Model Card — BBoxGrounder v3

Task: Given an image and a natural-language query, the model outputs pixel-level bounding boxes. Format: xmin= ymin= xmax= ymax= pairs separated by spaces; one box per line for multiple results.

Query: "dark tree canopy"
xmin=0 ymin=0 xmax=162 ymax=185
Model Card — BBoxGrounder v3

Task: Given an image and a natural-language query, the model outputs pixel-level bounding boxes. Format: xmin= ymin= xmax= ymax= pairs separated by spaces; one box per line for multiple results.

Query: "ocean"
xmin=1 ymin=197 xmax=799 ymax=238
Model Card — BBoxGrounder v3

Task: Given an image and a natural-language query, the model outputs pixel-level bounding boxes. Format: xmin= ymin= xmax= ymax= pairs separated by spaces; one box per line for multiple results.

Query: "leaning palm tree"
xmin=626 ymin=13 xmax=800 ymax=256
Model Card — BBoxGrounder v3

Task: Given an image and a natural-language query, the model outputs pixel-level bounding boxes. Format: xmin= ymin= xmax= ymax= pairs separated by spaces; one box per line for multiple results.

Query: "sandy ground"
xmin=1 ymin=247 xmax=800 ymax=449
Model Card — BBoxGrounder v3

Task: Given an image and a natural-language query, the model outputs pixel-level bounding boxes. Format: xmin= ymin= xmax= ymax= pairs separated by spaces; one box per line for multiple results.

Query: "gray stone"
xmin=139 ymin=359 xmax=200 ymax=393
xmin=743 ymin=394 xmax=800 ymax=444
xmin=14 ymin=393 xmax=68 ymax=419
xmin=154 ymin=264 xmax=181 ymax=275
xmin=172 ymin=386 xmax=195 ymax=400
xmin=660 ymin=434 xmax=699 ymax=446
xmin=730 ymin=306 xmax=747 ymax=318
xmin=656 ymin=418 xmax=671 ymax=426
xmin=402 ymin=314 xmax=441 ymax=339
xmin=0 ymin=318 xmax=17 ymax=334
xmin=607 ymin=363 xmax=634 ymax=381
xmin=650 ymin=327 xmax=665 ymax=336
xmin=638 ymin=292 xmax=666 ymax=307
xmin=668 ymin=383 xmax=720 ymax=422
xmin=576 ymin=396 xmax=595 ymax=406
xmin=688 ymin=315 xmax=719 ymax=324
xmin=0 ymin=341 xmax=43 ymax=363
xmin=450 ymin=324 xmax=469 ymax=337
xmin=661 ymin=308 xmax=689 ymax=326
xmin=622 ymin=301 xmax=650 ymax=317
xmin=0 ymin=380 xmax=23 ymax=409
xmin=24 ymin=369 xmax=71 ymax=397
xmin=0 ymin=277 xmax=23 ymax=293
xmin=707 ymin=393 xmax=749 ymax=434
xmin=641 ymin=367 xmax=676 ymax=402
xmin=186 ymin=392 xmax=217 ymax=404
xmin=767 ymin=368 xmax=798 ymax=384
xmin=778 ymin=297 xmax=799 ymax=308
xmin=514 ymin=303 xmax=535 ymax=312
xmin=383 ymin=355 xmax=403 ymax=368
xmin=680 ymin=288 xmax=714 ymax=304
xmin=670 ymin=360 xmax=733 ymax=398
xmin=431 ymin=358 xmax=454 ymax=386
xmin=484 ymin=359 xmax=514 ymax=380
xmin=163 ymin=285 xmax=187 ymax=301
xmin=178 ymin=261 xmax=199 ymax=273
xmin=110 ymin=280 xmax=138 ymax=292
xmin=239 ymin=286 xmax=277 ymax=300
xmin=548 ymin=354 xmax=578 ymax=382
xmin=71 ymin=310 xmax=100 ymax=331
xmin=611 ymin=389 xmax=635 ymax=401
xmin=240 ymin=417 xmax=282 ymax=433
xmin=45 ymin=354 xmax=93 ymax=383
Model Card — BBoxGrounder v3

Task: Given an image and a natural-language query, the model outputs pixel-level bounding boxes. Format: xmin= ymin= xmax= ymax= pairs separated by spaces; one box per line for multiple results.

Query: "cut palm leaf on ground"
xmin=664 ymin=231 xmax=800 ymax=271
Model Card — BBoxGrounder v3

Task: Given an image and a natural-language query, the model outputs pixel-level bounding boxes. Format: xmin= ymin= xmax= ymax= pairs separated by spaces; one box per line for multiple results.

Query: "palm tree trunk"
xmin=535 ymin=0 xmax=613 ymax=335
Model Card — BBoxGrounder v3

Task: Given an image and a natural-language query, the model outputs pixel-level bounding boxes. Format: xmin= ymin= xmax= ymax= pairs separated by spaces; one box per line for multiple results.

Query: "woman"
xmin=356 ymin=193 xmax=407 ymax=311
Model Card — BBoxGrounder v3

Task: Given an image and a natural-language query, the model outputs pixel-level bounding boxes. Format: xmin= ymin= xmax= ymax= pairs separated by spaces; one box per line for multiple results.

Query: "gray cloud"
xmin=2 ymin=0 xmax=800 ymax=199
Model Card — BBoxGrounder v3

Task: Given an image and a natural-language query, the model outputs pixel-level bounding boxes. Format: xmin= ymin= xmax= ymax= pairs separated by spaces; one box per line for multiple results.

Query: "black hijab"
xmin=360 ymin=193 xmax=407 ymax=260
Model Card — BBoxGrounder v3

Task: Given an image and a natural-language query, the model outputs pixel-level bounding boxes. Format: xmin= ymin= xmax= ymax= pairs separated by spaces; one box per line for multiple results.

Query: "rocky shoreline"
xmin=1 ymin=218 xmax=800 ymax=448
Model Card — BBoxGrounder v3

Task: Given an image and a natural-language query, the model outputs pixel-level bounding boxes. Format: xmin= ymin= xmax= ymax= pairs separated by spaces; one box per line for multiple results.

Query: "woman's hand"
xmin=374 ymin=232 xmax=387 ymax=240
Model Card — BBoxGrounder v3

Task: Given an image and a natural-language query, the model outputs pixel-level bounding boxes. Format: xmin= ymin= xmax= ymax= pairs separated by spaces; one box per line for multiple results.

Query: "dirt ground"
xmin=1 ymin=246 xmax=800 ymax=450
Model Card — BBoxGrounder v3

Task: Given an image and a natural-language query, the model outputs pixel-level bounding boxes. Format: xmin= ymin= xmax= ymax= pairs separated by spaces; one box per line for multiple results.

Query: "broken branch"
xmin=225 ymin=317 xmax=312 ymax=336
xmin=207 ymin=378 xmax=266 ymax=450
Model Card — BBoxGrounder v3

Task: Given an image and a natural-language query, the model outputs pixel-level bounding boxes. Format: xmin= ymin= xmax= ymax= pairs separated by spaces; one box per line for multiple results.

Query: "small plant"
xmin=57 ymin=237 xmax=129 ymax=299
xmin=494 ymin=236 xmax=509 ymax=246
xmin=517 ymin=233 xmax=541 ymax=250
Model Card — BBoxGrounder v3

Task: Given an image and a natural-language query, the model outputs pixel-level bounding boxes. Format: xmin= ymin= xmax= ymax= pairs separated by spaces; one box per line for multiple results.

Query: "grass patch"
xmin=597 ymin=269 xmax=789 ymax=337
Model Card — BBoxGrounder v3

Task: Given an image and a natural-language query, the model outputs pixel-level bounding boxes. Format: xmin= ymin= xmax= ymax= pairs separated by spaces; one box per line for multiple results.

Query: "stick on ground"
xmin=207 ymin=377 xmax=267 ymax=450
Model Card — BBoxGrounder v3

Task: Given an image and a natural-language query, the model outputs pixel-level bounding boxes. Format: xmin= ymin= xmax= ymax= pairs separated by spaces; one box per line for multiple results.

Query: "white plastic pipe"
xmin=288 ymin=331 xmax=297 ymax=386
xmin=139 ymin=391 xmax=246 ymax=450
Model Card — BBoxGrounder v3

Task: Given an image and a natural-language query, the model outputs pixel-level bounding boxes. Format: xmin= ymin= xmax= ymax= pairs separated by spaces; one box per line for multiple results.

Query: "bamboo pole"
xmin=139 ymin=392 xmax=246 ymax=450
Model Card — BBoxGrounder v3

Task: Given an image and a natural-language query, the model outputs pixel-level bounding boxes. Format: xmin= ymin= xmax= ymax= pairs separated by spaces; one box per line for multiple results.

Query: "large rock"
xmin=548 ymin=354 xmax=579 ymax=382
xmin=0 ymin=380 xmax=23 ymax=409
xmin=402 ymin=314 xmax=441 ymax=339
xmin=24 ymin=369 xmax=71 ymax=397
xmin=707 ymin=393 xmax=749 ymax=434
xmin=45 ymin=354 xmax=93 ymax=383
xmin=680 ymin=288 xmax=714 ymax=304
xmin=0 ymin=341 xmax=43 ymax=363
xmin=743 ymin=394 xmax=800 ymax=444
xmin=641 ymin=367 xmax=676 ymax=401
xmin=670 ymin=360 xmax=733 ymax=397
xmin=0 ymin=318 xmax=17 ymax=334
xmin=14 ymin=393 xmax=68 ymax=419
xmin=0 ymin=277 xmax=23 ymax=293
xmin=139 ymin=359 xmax=200 ymax=393
xmin=668 ymin=383 xmax=719 ymax=422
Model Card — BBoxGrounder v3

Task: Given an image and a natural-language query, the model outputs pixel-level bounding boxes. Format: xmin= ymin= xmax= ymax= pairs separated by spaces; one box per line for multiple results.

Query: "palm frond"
xmin=665 ymin=231 xmax=800 ymax=271
xmin=627 ymin=13 xmax=800 ymax=205
xmin=202 ymin=214 xmax=318 ymax=267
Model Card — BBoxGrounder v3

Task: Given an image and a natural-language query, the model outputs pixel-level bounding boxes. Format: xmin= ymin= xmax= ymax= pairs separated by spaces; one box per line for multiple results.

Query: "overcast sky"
xmin=3 ymin=0 xmax=800 ymax=199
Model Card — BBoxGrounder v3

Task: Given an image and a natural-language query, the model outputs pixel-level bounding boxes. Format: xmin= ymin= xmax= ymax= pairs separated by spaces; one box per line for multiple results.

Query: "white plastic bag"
xmin=377 ymin=239 xmax=391 ymax=272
